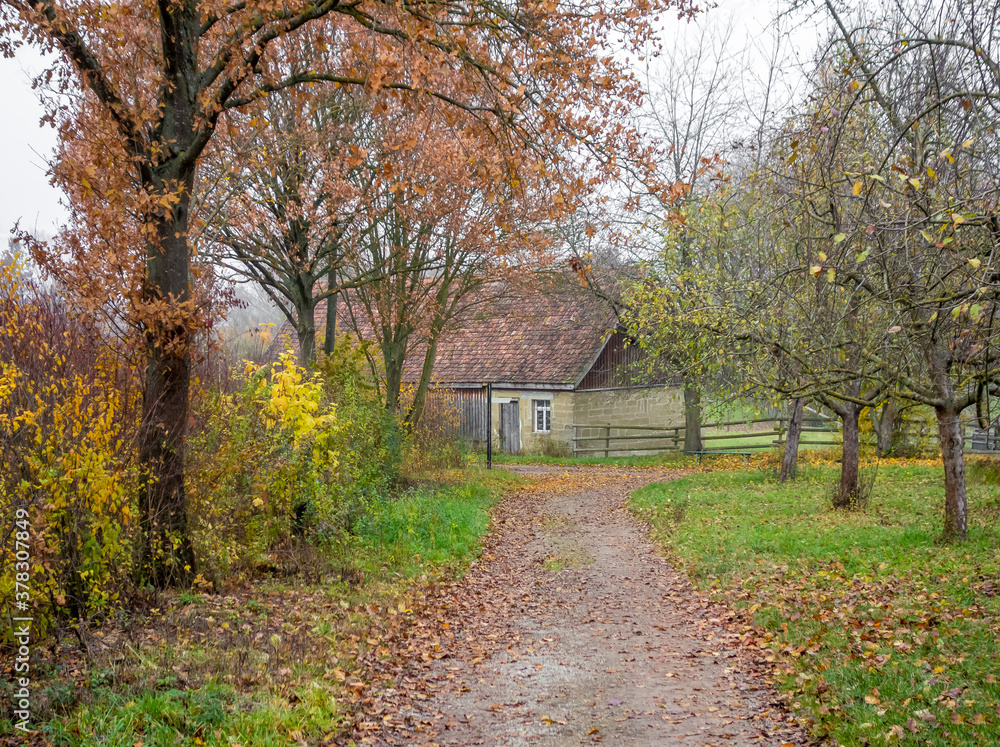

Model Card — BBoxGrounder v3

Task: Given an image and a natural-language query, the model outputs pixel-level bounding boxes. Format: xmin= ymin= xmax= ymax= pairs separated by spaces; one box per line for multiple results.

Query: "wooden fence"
xmin=570 ymin=416 xmax=992 ymax=458
xmin=571 ymin=416 xmax=840 ymax=457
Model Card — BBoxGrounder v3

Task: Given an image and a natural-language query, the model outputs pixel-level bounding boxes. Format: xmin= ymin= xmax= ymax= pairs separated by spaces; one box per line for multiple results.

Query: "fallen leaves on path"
xmin=336 ymin=466 xmax=806 ymax=746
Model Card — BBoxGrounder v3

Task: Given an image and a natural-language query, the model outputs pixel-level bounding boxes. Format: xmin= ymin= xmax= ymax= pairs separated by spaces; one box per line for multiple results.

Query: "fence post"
xmin=605 ymin=424 xmax=611 ymax=458
xmin=486 ymin=382 xmax=492 ymax=470
xmin=573 ymin=425 xmax=578 ymax=458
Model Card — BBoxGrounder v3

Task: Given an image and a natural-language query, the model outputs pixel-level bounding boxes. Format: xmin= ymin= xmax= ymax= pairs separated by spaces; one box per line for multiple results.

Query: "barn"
xmin=268 ymin=275 xmax=685 ymax=456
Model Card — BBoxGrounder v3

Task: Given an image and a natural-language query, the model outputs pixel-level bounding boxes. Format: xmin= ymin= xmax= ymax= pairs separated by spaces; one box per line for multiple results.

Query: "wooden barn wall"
xmin=576 ymin=331 xmax=675 ymax=391
xmin=420 ymin=387 xmax=488 ymax=443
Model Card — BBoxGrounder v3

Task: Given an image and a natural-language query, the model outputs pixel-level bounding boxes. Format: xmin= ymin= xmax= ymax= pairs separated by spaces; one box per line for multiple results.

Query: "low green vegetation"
xmin=4 ymin=468 xmax=515 ymax=746
xmin=631 ymin=462 xmax=1000 ymax=746
xmin=492 ymin=451 xmax=693 ymax=467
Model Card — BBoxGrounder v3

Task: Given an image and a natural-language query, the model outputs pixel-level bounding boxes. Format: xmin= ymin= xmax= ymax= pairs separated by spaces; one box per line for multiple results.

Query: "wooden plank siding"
xmin=576 ymin=331 xmax=677 ymax=391
xmin=420 ymin=387 xmax=488 ymax=443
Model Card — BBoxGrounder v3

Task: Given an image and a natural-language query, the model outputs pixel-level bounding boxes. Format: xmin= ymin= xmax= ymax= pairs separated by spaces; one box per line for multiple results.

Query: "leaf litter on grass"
xmin=632 ymin=464 xmax=1000 ymax=746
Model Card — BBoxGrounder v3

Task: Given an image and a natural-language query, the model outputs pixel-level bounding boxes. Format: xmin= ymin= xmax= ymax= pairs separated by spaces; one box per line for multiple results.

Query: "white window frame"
xmin=533 ymin=399 xmax=552 ymax=433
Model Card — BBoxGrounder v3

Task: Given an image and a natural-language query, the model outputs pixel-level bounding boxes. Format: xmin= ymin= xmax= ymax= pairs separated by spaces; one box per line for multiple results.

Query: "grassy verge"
xmin=700 ymin=426 xmax=834 ymax=451
xmin=631 ymin=462 xmax=1000 ymax=746
xmin=6 ymin=468 xmax=517 ymax=746
xmin=492 ymin=451 xmax=695 ymax=467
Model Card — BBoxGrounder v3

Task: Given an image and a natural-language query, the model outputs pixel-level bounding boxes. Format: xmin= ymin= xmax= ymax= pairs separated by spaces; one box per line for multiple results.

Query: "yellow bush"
xmin=0 ymin=259 xmax=140 ymax=631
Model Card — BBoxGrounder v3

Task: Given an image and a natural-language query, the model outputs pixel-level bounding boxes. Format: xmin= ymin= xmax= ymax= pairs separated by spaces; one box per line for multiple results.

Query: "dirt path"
xmin=350 ymin=466 xmax=804 ymax=746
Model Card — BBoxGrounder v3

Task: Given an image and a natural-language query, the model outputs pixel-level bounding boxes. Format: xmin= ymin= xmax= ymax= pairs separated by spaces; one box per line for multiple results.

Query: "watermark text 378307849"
xmin=11 ymin=506 xmax=32 ymax=732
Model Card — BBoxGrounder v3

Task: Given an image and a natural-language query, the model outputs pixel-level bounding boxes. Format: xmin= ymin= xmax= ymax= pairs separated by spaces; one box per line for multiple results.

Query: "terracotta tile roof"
xmin=270 ymin=272 xmax=618 ymax=387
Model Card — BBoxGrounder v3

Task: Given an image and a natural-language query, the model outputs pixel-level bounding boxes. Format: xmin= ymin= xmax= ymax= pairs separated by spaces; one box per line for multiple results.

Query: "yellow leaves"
xmin=952 ymin=213 xmax=966 ymax=226
xmin=810 ymin=265 xmax=823 ymax=278
xmin=852 ymin=181 xmax=863 ymax=196
xmin=908 ymin=178 xmax=921 ymax=190
xmin=968 ymin=258 xmax=981 ymax=269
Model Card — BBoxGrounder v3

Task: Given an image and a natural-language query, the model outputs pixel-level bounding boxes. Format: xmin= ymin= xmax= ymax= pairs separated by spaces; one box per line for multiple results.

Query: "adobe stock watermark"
xmin=10 ymin=507 xmax=32 ymax=733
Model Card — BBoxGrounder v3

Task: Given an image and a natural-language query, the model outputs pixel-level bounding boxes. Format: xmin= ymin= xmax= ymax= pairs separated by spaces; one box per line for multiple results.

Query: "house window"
xmin=533 ymin=399 xmax=551 ymax=433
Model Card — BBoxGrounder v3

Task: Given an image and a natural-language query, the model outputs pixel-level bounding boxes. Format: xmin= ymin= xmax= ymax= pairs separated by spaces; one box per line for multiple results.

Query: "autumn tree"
xmin=341 ymin=100 xmax=553 ymax=430
xmin=800 ymin=0 xmax=1000 ymax=538
xmin=622 ymin=18 xmax=797 ymax=456
xmin=1 ymin=0 xmax=682 ymax=584
xmin=199 ymin=83 xmax=367 ymax=368
xmin=640 ymin=22 xmax=742 ymax=453
xmin=678 ymin=0 xmax=1000 ymax=534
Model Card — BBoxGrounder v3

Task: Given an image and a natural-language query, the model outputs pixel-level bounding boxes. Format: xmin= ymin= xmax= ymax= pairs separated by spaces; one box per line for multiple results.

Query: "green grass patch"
xmin=14 ymin=468 xmax=514 ymax=746
xmin=351 ymin=467 xmax=518 ymax=581
xmin=631 ymin=463 xmax=1000 ymax=746
xmin=492 ymin=451 xmax=694 ymax=467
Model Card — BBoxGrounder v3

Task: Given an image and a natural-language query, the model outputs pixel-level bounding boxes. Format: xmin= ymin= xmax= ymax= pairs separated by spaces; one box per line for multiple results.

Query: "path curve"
xmin=350 ymin=466 xmax=804 ymax=746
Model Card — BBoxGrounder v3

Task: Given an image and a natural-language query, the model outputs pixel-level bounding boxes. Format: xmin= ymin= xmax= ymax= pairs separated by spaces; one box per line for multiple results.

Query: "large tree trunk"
xmin=924 ymin=341 xmax=969 ymax=541
xmin=135 ymin=3 xmax=201 ymax=588
xmin=137 ymin=195 xmax=196 ymax=588
xmin=833 ymin=404 xmax=861 ymax=508
xmin=683 ymin=379 xmax=702 ymax=453
xmin=780 ymin=398 xmax=804 ymax=482
xmin=936 ymin=407 xmax=969 ymax=541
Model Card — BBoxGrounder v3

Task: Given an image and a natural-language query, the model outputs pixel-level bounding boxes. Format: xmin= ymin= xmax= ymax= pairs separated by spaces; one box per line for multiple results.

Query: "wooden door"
xmin=499 ymin=400 xmax=521 ymax=454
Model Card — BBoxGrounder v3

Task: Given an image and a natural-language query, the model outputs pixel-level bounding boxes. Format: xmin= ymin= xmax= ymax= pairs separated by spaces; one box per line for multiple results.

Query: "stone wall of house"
xmin=572 ymin=387 xmax=685 ymax=456
xmin=484 ymin=386 xmax=685 ymax=456
xmin=489 ymin=389 xmax=576 ymax=456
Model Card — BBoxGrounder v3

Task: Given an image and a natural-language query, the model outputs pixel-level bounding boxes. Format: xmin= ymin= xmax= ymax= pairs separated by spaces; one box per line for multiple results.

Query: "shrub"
xmin=187 ymin=338 xmax=402 ymax=584
xmin=0 ymin=259 xmax=140 ymax=632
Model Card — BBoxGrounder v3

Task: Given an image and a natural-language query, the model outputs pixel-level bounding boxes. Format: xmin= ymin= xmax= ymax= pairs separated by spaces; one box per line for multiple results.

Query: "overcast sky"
xmin=0 ymin=0 xmax=826 ymax=246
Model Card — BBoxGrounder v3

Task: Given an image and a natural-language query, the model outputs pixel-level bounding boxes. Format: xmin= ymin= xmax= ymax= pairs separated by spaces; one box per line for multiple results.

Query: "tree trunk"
xmin=924 ymin=340 xmax=969 ymax=541
xmin=324 ymin=288 xmax=337 ymax=357
xmin=936 ymin=407 xmax=969 ymax=542
xmin=834 ymin=404 xmax=861 ymax=508
xmin=780 ymin=398 xmax=804 ymax=482
xmin=137 ymin=201 xmax=196 ymax=588
xmin=975 ymin=382 xmax=989 ymax=430
xmin=683 ymin=379 xmax=702 ymax=453
xmin=383 ymin=338 xmax=408 ymax=414
xmin=873 ymin=399 xmax=898 ymax=456
xmin=296 ymin=302 xmax=317 ymax=369
xmin=406 ymin=331 xmax=442 ymax=433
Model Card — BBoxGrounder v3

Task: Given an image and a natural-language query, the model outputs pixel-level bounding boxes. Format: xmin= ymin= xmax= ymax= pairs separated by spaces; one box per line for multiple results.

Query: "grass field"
xmin=6 ymin=468 xmax=517 ymax=747
xmin=631 ymin=461 xmax=1000 ymax=746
